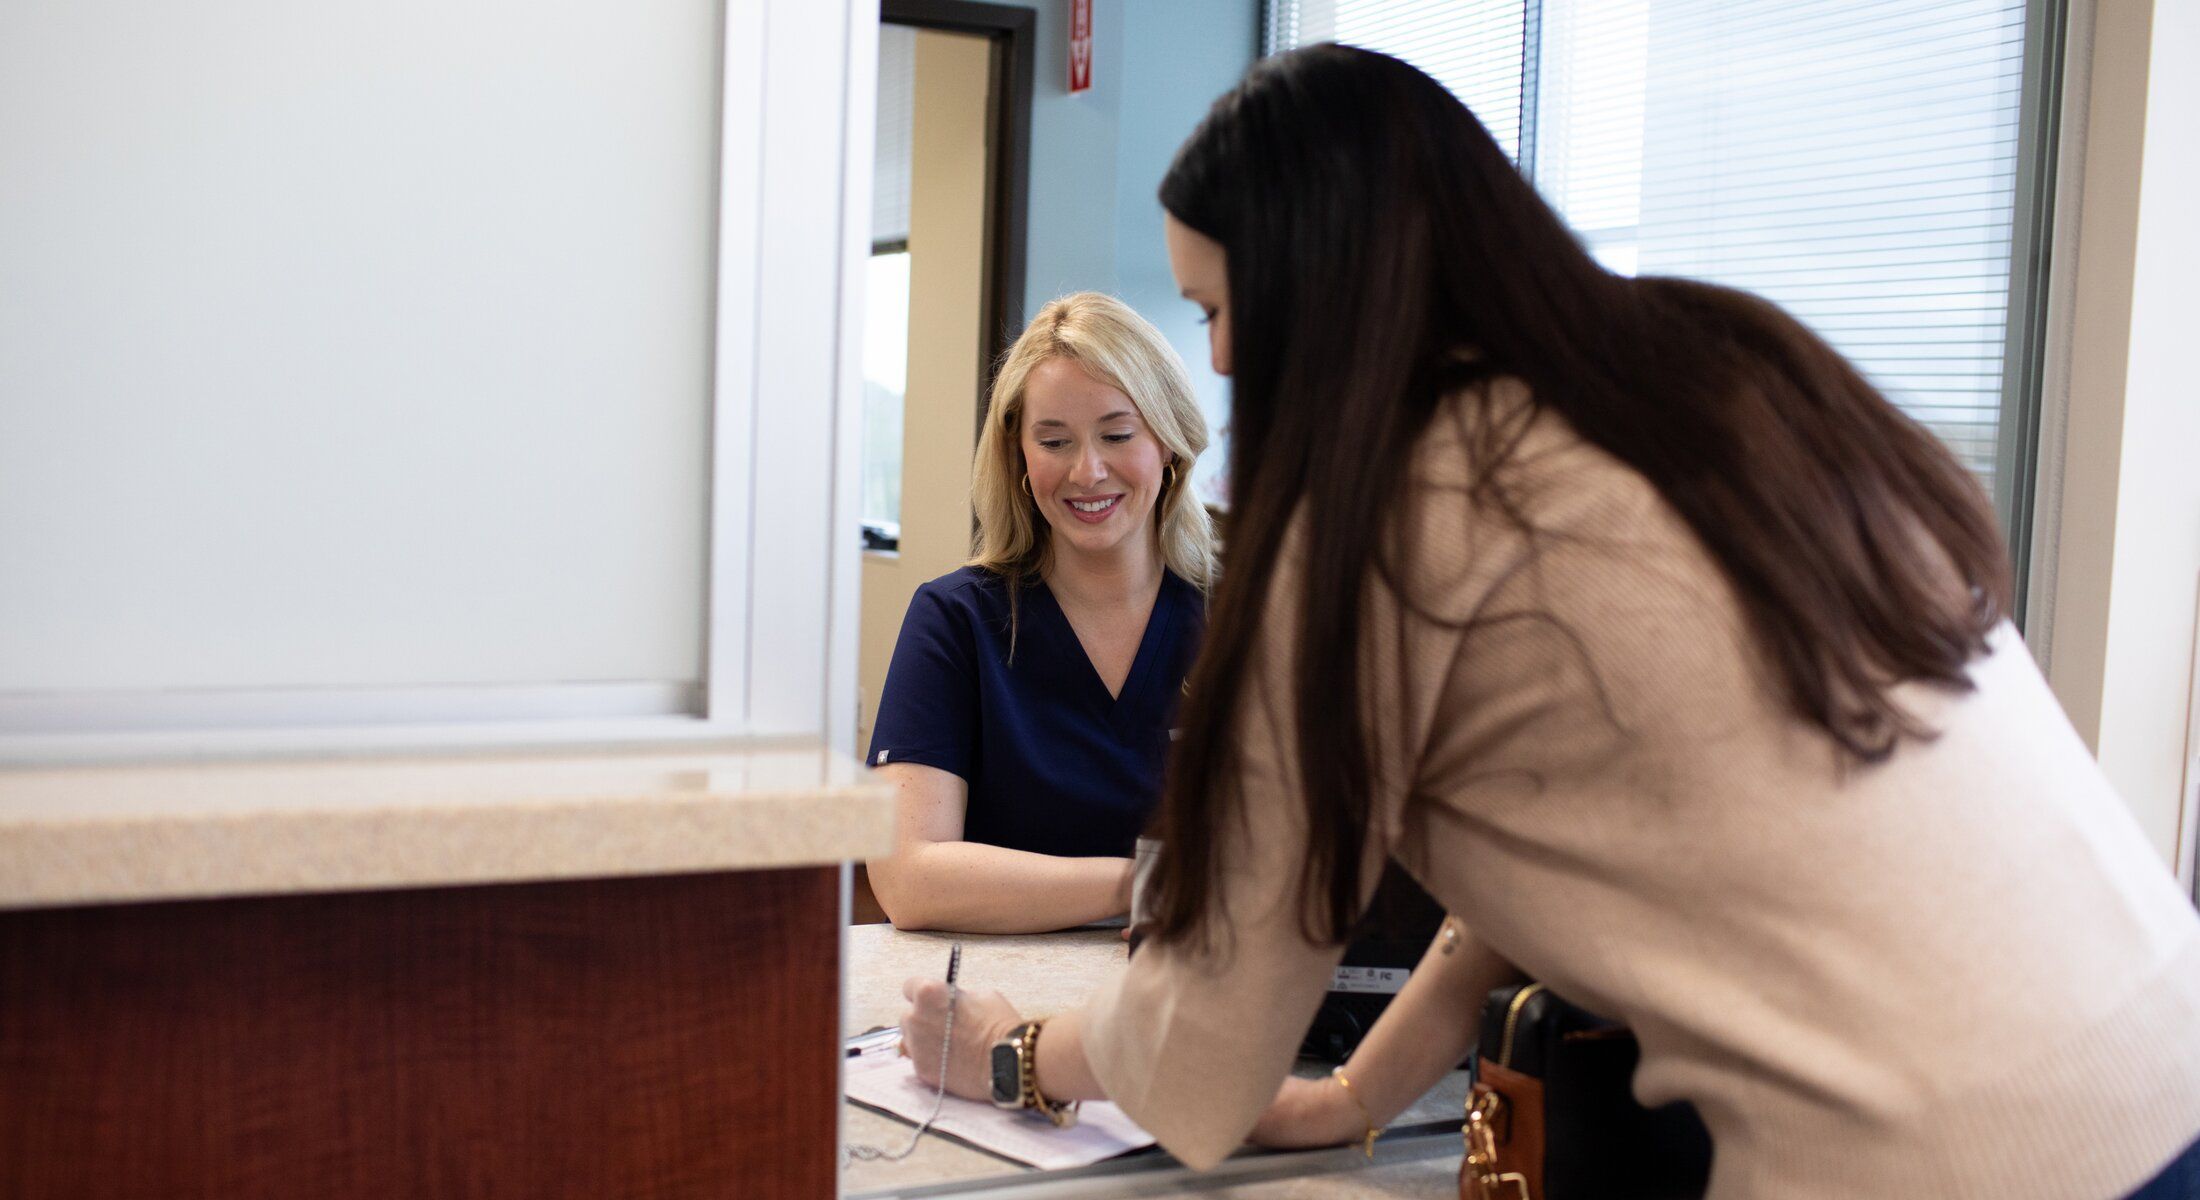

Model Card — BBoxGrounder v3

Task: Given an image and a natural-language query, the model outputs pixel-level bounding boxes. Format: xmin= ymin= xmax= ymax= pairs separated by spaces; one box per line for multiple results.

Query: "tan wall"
xmin=2037 ymin=0 xmax=2200 ymax=875
xmin=857 ymin=28 xmax=992 ymax=755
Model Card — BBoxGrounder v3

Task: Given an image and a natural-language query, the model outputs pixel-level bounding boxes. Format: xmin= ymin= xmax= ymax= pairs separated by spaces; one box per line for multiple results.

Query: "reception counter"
xmin=0 ymin=741 xmax=891 ymax=1200
xmin=843 ymin=924 xmax=1473 ymax=1199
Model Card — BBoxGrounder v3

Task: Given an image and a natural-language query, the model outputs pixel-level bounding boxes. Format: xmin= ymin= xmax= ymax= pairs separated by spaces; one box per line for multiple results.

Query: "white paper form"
xmin=844 ymin=1047 xmax=1157 ymax=1170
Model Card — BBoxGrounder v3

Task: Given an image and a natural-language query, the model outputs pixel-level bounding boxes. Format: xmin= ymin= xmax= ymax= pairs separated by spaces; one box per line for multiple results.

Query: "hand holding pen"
xmin=847 ymin=944 xmax=966 ymax=1163
xmin=899 ymin=945 xmax=1026 ymax=1101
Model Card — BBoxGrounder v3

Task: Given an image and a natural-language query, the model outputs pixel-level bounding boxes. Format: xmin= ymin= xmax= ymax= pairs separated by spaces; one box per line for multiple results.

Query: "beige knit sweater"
xmin=1083 ymin=381 xmax=2200 ymax=1199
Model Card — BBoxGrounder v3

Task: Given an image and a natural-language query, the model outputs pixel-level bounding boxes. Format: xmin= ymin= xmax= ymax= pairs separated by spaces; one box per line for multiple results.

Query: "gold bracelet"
xmin=1020 ymin=1019 xmax=1078 ymax=1128
xmin=1331 ymin=1066 xmax=1380 ymax=1158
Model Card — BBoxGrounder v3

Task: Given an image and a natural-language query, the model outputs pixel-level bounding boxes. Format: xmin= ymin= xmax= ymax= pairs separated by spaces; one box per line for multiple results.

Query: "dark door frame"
xmin=879 ymin=0 xmax=1034 ymax=431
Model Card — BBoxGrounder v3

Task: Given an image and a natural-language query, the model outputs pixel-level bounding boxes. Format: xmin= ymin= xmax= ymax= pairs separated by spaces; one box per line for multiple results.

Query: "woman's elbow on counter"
xmin=866 ymin=859 xmax=936 ymax=931
xmin=876 ymin=888 xmax=936 ymax=932
xmin=883 ymin=908 xmax=938 ymax=933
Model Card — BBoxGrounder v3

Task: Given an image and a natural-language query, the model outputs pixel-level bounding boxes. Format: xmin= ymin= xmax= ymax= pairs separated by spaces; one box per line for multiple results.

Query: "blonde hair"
xmin=969 ymin=291 xmax=1215 ymax=596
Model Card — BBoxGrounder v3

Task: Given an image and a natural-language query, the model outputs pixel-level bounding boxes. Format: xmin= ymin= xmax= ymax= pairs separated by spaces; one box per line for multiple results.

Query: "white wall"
xmin=0 ymin=0 xmax=719 ymax=696
xmin=2038 ymin=0 xmax=2200 ymax=875
xmin=743 ymin=0 xmax=870 ymax=749
xmin=0 ymin=0 xmax=873 ymax=758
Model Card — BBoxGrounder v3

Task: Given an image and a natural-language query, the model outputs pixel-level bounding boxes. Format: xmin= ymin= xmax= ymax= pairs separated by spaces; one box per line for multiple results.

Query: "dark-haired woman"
xmin=899 ymin=45 xmax=2200 ymax=1198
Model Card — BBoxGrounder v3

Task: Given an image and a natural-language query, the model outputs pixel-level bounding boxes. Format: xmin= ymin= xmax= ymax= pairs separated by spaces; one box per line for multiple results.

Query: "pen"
xmin=846 ymin=941 xmax=967 ymax=1161
xmin=845 ymin=1026 xmax=900 ymax=1057
xmin=850 ymin=944 xmax=965 ymax=1059
xmin=849 ymin=943 xmax=964 ymax=1059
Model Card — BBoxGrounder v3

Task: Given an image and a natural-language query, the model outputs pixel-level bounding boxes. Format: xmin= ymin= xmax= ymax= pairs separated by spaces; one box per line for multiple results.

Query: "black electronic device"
xmin=1296 ymin=863 xmax=1447 ymax=1063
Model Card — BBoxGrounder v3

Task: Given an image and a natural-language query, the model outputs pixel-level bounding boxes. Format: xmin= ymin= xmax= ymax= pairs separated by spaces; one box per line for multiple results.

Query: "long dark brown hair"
xmin=1147 ymin=45 xmax=2010 ymax=949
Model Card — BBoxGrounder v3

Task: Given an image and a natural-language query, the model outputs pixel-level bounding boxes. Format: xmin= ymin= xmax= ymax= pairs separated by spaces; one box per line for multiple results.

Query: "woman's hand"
xmin=1247 ymin=1073 xmax=1372 ymax=1149
xmin=899 ymin=976 xmax=1024 ymax=1101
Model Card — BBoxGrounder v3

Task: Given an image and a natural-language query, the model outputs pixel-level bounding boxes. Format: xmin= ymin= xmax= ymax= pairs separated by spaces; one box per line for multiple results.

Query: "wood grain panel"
xmin=0 ymin=868 xmax=839 ymax=1200
xmin=850 ymin=864 xmax=889 ymax=925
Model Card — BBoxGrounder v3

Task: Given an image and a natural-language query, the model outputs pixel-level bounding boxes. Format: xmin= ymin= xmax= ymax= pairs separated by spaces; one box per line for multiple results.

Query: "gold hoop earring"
xmin=1163 ymin=462 xmax=1179 ymax=493
xmin=1020 ymin=474 xmax=1034 ymax=498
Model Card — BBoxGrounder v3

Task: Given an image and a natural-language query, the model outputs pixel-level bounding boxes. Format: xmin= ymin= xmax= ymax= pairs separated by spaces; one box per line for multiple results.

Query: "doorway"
xmin=855 ymin=2 xmax=1032 ymax=760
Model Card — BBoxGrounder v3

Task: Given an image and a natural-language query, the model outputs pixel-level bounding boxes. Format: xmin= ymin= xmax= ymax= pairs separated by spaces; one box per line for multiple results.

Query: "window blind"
xmin=1270 ymin=0 xmax=1530 ymax=161
xmin=1265 ymin=0 xmax=2029 ymax=497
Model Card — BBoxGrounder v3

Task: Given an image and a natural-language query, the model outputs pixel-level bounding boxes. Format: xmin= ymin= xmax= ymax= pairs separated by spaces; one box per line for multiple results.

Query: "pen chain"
xmin=843 ymin=968 xmax=958 ymax=1163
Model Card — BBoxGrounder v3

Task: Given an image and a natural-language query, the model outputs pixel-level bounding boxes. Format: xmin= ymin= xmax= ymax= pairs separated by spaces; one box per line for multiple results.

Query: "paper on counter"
xmin=844 ymin=1048 xmax=1157 ymax=1170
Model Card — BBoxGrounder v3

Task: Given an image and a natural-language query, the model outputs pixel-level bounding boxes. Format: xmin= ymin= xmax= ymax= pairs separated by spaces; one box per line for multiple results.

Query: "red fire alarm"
xmin=1069 ymin=0 xmax=1093 ymax=94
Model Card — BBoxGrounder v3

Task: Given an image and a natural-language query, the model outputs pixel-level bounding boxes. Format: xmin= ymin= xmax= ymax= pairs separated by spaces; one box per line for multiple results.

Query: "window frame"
xmin=860 ymin=243 xmax=912 ymax=557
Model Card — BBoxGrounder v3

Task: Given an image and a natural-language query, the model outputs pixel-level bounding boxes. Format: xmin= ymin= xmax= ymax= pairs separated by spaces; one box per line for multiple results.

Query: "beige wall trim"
xmin=2037 ymin=0 xmax=2200 ymax=867
xmin=856 ymin=29 xmax=993 ymax=755
xmin=2041 ymin=0 xmax=2145 ymax=747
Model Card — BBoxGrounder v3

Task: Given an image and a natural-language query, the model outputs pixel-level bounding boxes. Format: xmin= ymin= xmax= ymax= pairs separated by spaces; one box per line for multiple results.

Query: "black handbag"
xmin=1462 ymin=983 xmax=1713 ymax=1200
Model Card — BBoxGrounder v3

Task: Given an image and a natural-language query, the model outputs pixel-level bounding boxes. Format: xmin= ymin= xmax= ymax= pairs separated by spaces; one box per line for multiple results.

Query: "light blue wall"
xmin=1009 ymin=0 xmax=1123 ymax=312
xmin=1000 ymin=0 xmax=1259 ymax=504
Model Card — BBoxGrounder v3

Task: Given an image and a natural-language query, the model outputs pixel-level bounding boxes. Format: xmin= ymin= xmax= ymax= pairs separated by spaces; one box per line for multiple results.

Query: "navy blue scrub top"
xmin=866 ymin=566 xmax=1204 ymax=859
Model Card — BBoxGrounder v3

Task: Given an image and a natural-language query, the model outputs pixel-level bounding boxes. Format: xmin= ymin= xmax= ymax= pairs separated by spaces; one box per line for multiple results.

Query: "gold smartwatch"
xmin=988 ymin=1019 xmax=1077 ymax=1127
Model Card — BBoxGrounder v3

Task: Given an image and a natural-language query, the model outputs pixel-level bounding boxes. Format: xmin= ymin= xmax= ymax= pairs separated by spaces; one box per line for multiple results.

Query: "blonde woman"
xmin=864 ymin=292 xmax=1214 ymax=934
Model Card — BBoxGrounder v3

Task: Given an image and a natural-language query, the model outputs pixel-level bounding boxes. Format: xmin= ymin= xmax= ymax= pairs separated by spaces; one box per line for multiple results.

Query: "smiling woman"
xmin=861 ymin=293 xmax=1215 ymax=935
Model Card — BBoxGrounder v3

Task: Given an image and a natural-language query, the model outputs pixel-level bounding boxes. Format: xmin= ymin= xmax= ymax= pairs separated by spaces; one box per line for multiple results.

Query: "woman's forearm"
xmin=870 ymin=842 xmax=1131 ymax=933
xmin=1031 ymin=1007 xmax=1108 ymax=1101
xmin=1250 ymin=918 xmax=1522 ymax=1150
xmin=1029 ymin=924 xmax=1518 ymax=1127
xmin=1337 ymin=920 xmax=1522 ymax=1123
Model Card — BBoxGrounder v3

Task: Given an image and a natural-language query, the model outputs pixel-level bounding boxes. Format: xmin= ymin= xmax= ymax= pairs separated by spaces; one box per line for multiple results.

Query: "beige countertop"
xmin=842 ymin=924 xmax=1469 ymax=1199
xmin=0 ymin=739 xmax=892 ymax=909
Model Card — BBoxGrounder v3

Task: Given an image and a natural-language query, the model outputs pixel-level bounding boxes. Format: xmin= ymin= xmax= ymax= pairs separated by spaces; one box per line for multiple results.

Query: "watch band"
xmin=1012 ymin=1019 xmax=1078 ymax=1128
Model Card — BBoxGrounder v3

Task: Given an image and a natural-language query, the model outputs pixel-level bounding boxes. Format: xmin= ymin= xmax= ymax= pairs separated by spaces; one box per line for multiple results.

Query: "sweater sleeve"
xmin=1080 ymin=494 xmax=1487 ymax=1168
